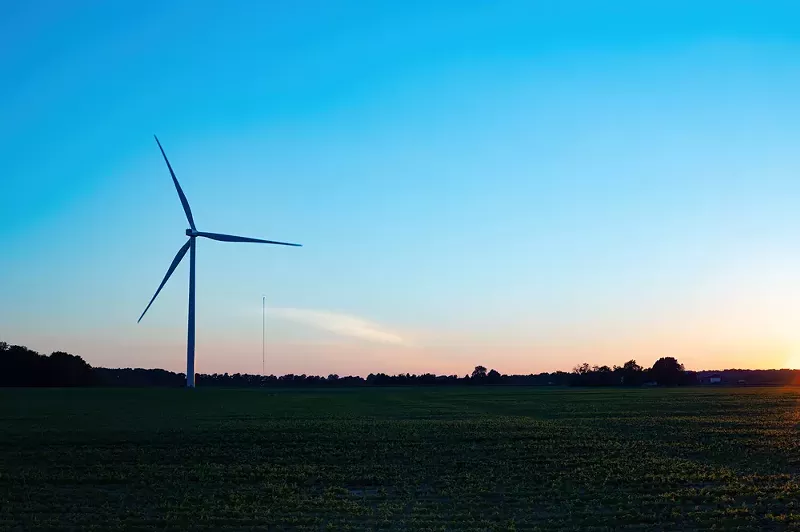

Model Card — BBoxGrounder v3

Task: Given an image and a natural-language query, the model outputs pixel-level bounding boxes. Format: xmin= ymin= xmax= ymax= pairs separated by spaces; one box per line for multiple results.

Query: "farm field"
xmin=2 ymin=386 xmax=800 ymax=530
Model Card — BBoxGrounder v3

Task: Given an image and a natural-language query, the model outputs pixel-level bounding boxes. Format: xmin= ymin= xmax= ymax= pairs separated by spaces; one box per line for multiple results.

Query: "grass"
xmin=2 ymin=386 xmax=800 ymax=530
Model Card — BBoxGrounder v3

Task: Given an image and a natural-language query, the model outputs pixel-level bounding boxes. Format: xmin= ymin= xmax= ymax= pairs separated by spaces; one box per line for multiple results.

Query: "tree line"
xmin=0 ymin=342 xmax=94 ymax=386
xmin=2 ymin=341 xmax=798 ymax=387
xmin=569 ymin=357 xmax=696 ymax=386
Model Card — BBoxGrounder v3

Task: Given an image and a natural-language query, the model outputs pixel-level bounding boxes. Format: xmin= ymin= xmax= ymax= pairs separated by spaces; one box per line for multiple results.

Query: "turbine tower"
xmin=138 ymin=136 xmax=301 ymax=388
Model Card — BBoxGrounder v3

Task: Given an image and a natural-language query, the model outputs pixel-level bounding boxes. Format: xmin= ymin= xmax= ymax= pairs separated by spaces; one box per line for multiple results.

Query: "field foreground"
xmin=2 ymin=387 xmax=800 ymax=530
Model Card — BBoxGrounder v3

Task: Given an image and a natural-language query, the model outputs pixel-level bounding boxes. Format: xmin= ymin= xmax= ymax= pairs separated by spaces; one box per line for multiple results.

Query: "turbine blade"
xmin=195 ymin=231 xmax=301 ymax=247
xmin=137 ymin=240 xmax=192 ymax=323
xmin=154 ymin=135 xmax=196 ymax=231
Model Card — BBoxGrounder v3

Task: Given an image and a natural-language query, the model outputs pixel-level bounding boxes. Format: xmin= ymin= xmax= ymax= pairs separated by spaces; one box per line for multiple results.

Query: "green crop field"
xmin=2 ymin=386 xmax=800 ymax=530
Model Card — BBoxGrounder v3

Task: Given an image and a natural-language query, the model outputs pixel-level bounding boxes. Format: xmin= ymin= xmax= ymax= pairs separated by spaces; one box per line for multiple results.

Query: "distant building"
xmin=701 ymin=373 xmax=722 ymax=384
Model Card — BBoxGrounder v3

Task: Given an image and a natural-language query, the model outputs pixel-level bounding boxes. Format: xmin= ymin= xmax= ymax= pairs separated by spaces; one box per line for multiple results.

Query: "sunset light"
xmin=4 ymin=1 xmax=800 ymax=529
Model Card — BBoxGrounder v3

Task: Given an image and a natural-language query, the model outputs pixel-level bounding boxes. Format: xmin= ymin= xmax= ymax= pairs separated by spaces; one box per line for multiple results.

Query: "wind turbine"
xmin=138 ymin=136 xmax=301 ymax=388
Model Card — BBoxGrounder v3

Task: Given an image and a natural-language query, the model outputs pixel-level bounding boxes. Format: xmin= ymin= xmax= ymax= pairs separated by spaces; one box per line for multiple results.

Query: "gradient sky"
xmin=3 ymin=1 xmax=800 ymax=376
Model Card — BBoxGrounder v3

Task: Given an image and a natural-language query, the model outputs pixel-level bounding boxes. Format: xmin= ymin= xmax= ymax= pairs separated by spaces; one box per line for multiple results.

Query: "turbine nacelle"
xmin=186 ymin=228 xmax=197 ymax=237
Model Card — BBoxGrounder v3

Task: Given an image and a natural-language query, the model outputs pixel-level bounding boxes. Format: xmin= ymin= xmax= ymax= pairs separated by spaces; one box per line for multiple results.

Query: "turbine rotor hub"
xmin=186 ymin=229 xmax=198 ymax=237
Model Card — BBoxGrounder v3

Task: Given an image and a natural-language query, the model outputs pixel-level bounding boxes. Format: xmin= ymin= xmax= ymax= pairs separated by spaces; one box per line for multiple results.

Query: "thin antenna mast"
xmin=262 ymin=295 xmax=266 ymax=376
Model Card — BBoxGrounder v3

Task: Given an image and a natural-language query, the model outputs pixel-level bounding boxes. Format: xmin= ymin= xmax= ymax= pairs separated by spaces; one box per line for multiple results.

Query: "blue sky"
xmin=3 ymin=1 xmax=800 ymax=375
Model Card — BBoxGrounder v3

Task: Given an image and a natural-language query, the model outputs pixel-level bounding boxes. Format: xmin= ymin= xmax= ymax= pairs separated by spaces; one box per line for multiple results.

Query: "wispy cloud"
xmin=267 ymin=307 xmax=406 ymax=345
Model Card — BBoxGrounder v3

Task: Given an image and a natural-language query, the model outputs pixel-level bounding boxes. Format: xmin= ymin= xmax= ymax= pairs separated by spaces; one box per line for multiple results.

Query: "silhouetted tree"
xmin=595 ymin=365 xmax=615 ymax=386
xmin=574 ymin=363 xmax=591 ymax=375
xmin=0 ymin=344 xmax=94 ymax=387
xmin=472 ymin=366 xmax=487 ymax=380
xmin=649 ymin=357 xmax=685 ymax=386
xmin=47 ymin=351 xmax=94 ymax=386
xmin=617 ymin=359 xmax=644 ymax=386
